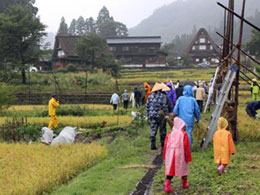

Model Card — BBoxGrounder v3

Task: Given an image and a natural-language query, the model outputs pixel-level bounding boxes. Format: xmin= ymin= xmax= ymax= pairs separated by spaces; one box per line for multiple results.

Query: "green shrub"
xmin=66 ymin=63 xmax=78 ymax=72
xmin=0 ymin=123 xmax=42 ymax=142
xmin=0 ymin=84 xmax=16 ymax=110
xmin=56 ymin=67 xmax=68 ymax=73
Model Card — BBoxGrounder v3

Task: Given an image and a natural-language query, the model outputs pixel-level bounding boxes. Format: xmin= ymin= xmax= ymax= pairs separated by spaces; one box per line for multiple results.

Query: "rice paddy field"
xmin=119 ymin=68 xmax=215 ymax=85
xmin=0 ymin=115 xmax=132 ymax=128
xmin=0 ymin=143 xmax=107 ymax=195
xmin=1 ymin=67 xmax=260 ymax=194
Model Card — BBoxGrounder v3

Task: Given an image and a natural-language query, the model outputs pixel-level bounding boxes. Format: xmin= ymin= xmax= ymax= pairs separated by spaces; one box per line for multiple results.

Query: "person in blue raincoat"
xmin=174 ymin=85 xmax=200 ymax=150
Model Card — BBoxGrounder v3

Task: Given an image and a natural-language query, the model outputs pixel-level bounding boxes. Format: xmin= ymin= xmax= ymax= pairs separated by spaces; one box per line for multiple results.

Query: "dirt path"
xmin=131 ymin=152 xmax=163 ymax=195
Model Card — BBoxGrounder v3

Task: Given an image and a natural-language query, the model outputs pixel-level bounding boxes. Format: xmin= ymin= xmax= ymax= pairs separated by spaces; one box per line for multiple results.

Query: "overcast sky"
xmin=35 ymin=0 xmax=176 ymax=33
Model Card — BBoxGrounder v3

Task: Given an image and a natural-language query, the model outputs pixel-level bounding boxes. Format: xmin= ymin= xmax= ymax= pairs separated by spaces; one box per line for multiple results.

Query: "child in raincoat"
xmin=163 ymin=117 xmax=192 ymax=193
xmin=213 ymin=117 xmax=236 ymax=175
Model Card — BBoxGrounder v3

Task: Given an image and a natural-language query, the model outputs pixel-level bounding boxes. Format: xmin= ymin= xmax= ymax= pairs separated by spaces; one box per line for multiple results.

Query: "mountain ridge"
xmin=129 ymin=0 xmax=260 ymax=43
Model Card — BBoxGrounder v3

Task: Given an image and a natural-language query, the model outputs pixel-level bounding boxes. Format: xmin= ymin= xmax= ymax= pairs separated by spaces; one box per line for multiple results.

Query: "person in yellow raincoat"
xmin=213 ymin=117 xmax=236 ymax=175
xmin=48 ymin=94 xmax=60 ymax=129
xmin=144 ymin=82 xmax=151 ymax=102
xmin=251 ymin=78 xmax=259 ymax=101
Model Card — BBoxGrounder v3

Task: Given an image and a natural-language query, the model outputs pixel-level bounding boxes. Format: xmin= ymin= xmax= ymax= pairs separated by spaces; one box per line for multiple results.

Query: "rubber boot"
xmin=182 ymin=176 xmax=189 ymax=189
xmin=150 ymin=137 xmax=157 ymax=150
xmin=164 ymin=179 xmax=173 ymax=193
xmin=217 ymin=164 xmax=224 ymax=175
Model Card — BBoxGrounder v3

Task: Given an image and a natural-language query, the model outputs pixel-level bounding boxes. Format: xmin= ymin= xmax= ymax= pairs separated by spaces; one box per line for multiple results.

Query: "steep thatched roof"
xmin=53 ymin=35 xmax=81 ymax=58
xmin=186 ymin=28 xmax=221 ymax=55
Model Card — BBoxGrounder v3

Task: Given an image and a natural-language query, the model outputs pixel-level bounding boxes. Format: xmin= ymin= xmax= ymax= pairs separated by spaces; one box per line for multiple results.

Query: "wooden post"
xmin=12 ymin=118 xmax=16 ymax=142
xmin=232 ymin=0 xmax=246 ymax=142
xmin=85 ymin=71 xmax=88 ymax=103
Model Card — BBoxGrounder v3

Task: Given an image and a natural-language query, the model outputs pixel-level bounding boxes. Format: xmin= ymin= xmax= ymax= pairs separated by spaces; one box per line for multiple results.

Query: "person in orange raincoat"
xmin=144 ymin=82 xmax=151 ymax=101
xmin=163 ymin=117 xmax=192 ymax=193
xmin=213 ymin=117 xmax=236 ymax=175
xmin=48 ymin=94 xmax=60 ymax=129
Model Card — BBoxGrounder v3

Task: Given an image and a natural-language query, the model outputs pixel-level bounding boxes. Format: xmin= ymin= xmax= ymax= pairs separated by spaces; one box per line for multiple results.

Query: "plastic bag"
xmin=40 ymin=127 xmax=54 ymax=145
xmin=51 ymin=126 xmax=77 ymax=145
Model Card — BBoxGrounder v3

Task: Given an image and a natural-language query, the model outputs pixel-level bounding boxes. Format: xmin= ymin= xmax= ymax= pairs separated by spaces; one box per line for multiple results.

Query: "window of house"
xmin=58 ymin=50 xmax=65 ymax=57
xmin=122 ymin=46 xmax=129 ymax=51
xmin=192 ymin=46 xmax=195 ymax=50
xmin=199 ymin=45 xmax=206 ymax=50
xmin=196 ymin=58 xmax=200 ymax=62
xmin=200 ymin=38 xmax=206 ymax=43
xmin=210 ymin=45 xmax=213 ymax=50
xmin=109 ymin=47 xmax=116 ymax=51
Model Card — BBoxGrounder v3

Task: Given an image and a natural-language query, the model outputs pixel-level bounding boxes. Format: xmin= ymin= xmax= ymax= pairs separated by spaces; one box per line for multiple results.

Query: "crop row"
xmin=7 ymin=104 xmax=118 ymax=112
xmin=0 ymin=115 xmax=132 ymax=128
xmin=0 ymin=143 xmax=107 ymax=194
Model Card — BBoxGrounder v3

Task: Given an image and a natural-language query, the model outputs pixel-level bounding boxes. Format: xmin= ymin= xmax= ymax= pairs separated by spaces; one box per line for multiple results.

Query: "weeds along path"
xmin=131 ymin=152 xmax=163 ymax=195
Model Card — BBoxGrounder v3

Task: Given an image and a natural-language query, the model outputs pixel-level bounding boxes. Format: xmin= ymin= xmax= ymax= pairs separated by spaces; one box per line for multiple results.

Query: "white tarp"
xmin=51 ymin=126 xmax=77 ymax=145
xmin=40 ymin=127 xmax=54 ymax=145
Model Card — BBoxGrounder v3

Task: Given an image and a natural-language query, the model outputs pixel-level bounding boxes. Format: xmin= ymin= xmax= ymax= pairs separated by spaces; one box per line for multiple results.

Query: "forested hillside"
xmin=129 ymin=0 xmax=260 ymax=43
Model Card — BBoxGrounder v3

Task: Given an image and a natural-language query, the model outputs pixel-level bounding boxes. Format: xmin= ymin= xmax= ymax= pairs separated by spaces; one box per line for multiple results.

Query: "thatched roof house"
xmin=186 ymin=28 xmax=221 ymax=65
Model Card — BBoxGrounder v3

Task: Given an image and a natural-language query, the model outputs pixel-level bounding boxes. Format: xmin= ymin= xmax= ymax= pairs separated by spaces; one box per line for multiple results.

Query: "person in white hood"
xmin=110 ymin=92 xmax=120 ymax=110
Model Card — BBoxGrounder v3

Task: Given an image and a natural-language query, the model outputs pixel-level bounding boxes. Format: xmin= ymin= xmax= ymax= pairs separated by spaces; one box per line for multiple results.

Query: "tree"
xmin=182 ymin=53 xmax=191 ymax=65
xmin=68 ymin=19 xmax=76 ymax=35
xmin=85 ymin=17 xmax=96 ymax=35
xmin=96 ymin=6 xmax=128 ymax=38
xmin=96 ymin=6 xmax=111 ymax=25
xmin=0 ymin=0 xmax=37 ymax=14
xmin=98 ymin=19 xmax=117 ymax=37
xmin=76 ymin=34 xmax=118 ymax=72
xmin=76 ymin=16 xmax=85 ymax=35
xmin=0 ymin=4 xmax=46 ymax=84
xmin=115 ymin=22 xmax=128 ymax=37
xmin=57 ymin=17 xmax=68 ymax=35
xmin=162 ymin=42 xmax=178 ymax=66
xmin=76 ymin=34 xmax=108 ymax=66
xmin=246 ymin=29 xmax=260 ymax=59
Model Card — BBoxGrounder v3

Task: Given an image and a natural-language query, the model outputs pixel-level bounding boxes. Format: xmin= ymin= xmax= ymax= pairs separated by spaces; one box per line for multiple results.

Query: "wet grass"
xmin=152 ymin=141 xmax=260 ymax=194
xmin=51 ymin=122 xmax=158 ymax=195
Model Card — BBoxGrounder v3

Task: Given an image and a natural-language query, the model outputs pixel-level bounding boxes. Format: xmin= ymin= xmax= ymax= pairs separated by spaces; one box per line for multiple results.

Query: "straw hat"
xmin=252 ymin=78 xmax=257 ymax=82
xmin=151 ymin=82 xmax=163 ymax=93
xmin=161 ymin=82 xmax=171 ymax=92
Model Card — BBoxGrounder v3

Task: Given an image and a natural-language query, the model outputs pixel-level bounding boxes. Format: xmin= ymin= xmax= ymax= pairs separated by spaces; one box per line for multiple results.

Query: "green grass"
xmin=152 ymin=141 xmax=260 ymax=194
xmin=51 ymin=121 xmax=158 ymax=195
xmin=49 ymin=104 xmax=260 ymax=194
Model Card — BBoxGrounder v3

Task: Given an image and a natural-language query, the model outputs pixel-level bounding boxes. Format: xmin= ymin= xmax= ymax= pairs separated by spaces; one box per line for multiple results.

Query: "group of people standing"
xmin=146 ymin=81 xmax=200 ymax=151
xmin=145 ymin=80 xmax=236 ymax=193
xmin=109 ymin=87 xmax=143 ymax=110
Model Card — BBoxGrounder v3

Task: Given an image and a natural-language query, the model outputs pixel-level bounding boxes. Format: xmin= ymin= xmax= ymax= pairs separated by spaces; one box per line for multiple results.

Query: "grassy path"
xmin=50 ymin=123 xmax=260 ymax=195
xmin=51 ymin=122 xmax=157 ymax=195
xmin=152 ymin=142 xmax=260 ymax=194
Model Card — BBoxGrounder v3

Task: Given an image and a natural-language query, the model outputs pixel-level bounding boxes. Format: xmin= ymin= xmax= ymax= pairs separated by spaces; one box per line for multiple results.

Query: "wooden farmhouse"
xmin=106 ymin=36 xmax=167 ymax=67
xmin=53 ymin=35 xmax=167 ymax=69
xmin=186 ymin=28 xmax=220 ymax=65
xmin=53 ymin=35 xmax=83 ymax=69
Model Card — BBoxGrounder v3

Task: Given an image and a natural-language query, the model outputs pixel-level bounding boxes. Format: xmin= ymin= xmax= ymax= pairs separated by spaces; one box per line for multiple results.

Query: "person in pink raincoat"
xmin=163 ymin=117 xmax=192 ymax=193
